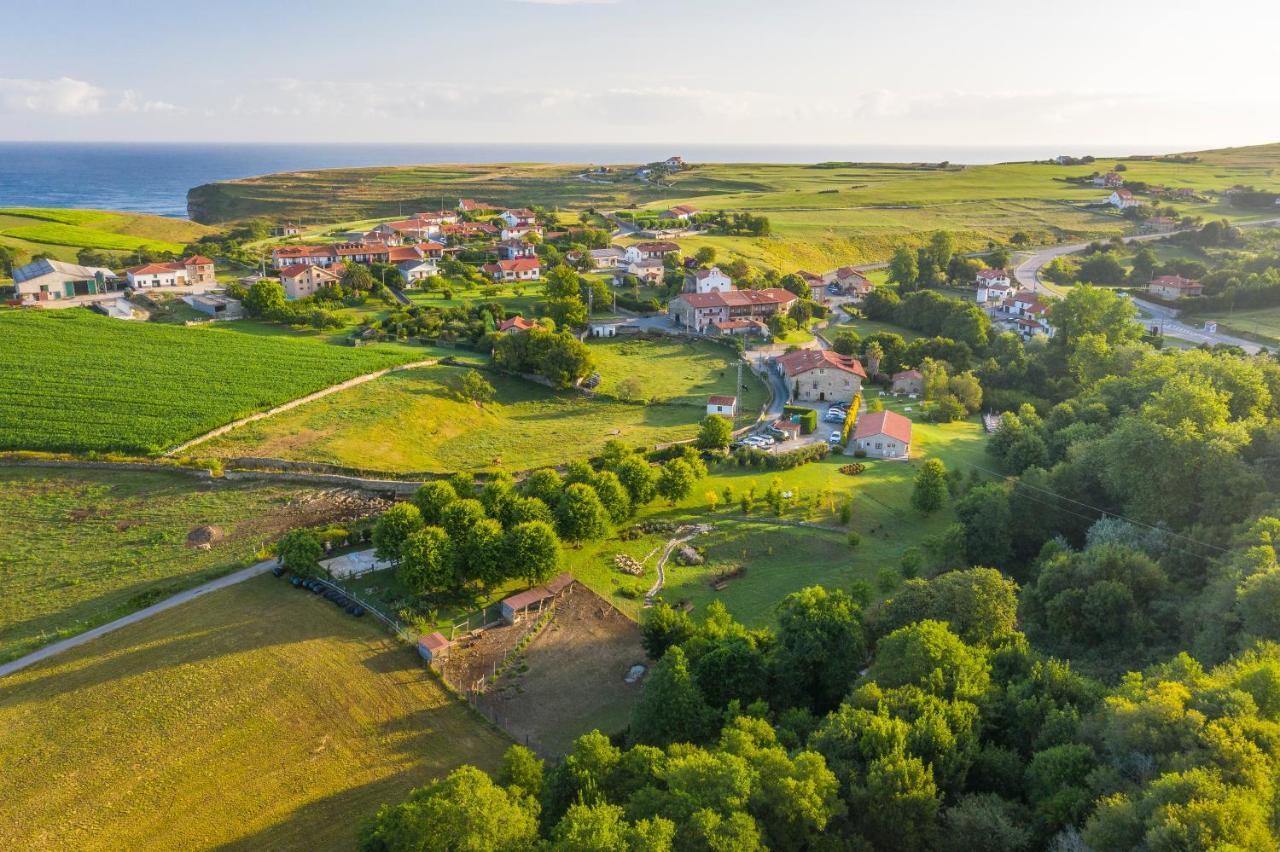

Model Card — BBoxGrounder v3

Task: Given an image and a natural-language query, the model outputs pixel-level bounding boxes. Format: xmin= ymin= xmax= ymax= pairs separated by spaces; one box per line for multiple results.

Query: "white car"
xmin=756 ymin=435 xmax=776 ymax=448
xmin=829 ymin=431 xmax=843 ymax=444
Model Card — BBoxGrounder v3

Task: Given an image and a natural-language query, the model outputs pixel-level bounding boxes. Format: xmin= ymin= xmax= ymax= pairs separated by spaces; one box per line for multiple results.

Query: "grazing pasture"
xmin=0 ymin=207 xmax=213 ymax=264
xmin=0 ymin=576 xmax=508 ymax=851
xmin=0 ymin=311 xmax=419 ymax=454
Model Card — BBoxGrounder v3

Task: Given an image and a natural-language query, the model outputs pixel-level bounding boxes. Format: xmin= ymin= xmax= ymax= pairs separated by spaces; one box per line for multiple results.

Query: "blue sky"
xmin=1 ymin=0 xmax=1276 ymax=149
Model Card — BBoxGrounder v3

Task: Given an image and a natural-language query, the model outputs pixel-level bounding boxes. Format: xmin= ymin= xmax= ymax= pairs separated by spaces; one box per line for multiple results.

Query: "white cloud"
xmin=0 ymin=77 xmax=106 ymax=115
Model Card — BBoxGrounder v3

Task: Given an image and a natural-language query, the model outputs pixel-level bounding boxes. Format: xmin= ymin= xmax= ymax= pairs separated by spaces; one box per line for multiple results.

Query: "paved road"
xmin=0 ymin=559 xmax=278 ymax=680
xmin=1013 ymin=219 xmax=1280 ymax=353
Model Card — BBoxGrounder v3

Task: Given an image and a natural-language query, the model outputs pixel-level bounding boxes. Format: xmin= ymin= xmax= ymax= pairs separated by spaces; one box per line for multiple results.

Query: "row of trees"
xmin=885 ymin=231 xmax=1012 ymax=292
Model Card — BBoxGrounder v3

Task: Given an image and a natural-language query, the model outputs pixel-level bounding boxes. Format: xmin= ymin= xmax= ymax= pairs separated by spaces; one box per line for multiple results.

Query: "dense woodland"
xmin=356 ymin=225 xmax=1280 ymax=849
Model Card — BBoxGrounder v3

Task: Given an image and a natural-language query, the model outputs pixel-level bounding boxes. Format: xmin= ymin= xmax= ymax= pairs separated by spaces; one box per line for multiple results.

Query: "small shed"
xmin=772 ymin=419 xmax=802 ymax=440
xmin=546 ymin=573 xmax=574 ymax=595
xmin=501 ymin=586 xmax=554 ymax=625
xmin=588 ymin=316 xmax=628 ymax=338
xmin=707 ymin=395 xmax=737 ymax=417
xmin=417 ymin=631 xmax=452 ymax=662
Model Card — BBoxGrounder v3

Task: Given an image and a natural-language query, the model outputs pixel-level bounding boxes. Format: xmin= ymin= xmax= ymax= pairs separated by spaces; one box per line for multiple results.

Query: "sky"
xmin=1 ymin=0 xmax=1277 ymax=151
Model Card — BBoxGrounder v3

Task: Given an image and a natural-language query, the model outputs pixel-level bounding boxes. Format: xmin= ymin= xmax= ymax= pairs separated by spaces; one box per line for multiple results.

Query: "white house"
xmin=683 ymin=266 xmax=733 ymax=294
xmin=660 ymin=204 xmax=699 ymax=221
xmin=588 ymin=317 xmax=627 ymax=337
xmin=124 ymin=255 xmax=216 ymax=291
xmin=501 ymin=224 xmax=542 ymax=242
xmin=397 ymin=258 xmax=439 ymax=283
xmin=499 ymin=208 xmax=536 ymax=229
xmin=1109 ymin=189 xmax=1141 ymax=209
xmin=707 ymin=395 xmax=737 ymax=417
xmin=848 ymin=411 xmax=913 ymax=459
xmin=482 ymin=258 xmax=541 ymax=282
xmin=975 ymin=268 xmax=1011 ymax=289
xmin=624 ymin=241 xmax=679 ymax=263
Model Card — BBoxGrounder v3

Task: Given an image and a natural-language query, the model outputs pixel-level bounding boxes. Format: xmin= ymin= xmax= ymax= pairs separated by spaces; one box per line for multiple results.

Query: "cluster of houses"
xmin=9 ymin=254 xmax=217 ymax=304
xmin=973 ymin=268 xmax=1053 ymax=340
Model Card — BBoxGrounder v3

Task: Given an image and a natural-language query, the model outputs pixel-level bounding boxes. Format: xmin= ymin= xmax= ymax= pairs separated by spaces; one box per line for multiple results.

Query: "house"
xmin=12 ymin=258 xmax=120 ymax=302
xmin=280 ymin=263 xmax=342 ymax=300
xmin=496 ymin=239 xmax=537 ymax=260
xmin=185 ymin=294 xmax=243 ymax=319
xmin=707 ymin=395 xmax=737 ymax=417
xmin=849 ymin=410 xmax=912 ymax=459
xmin=977 ymin=280 xmax=1014 ymax=305
xmin=1014 ymin=317 xmax=1053 ymax=341
xmin=663 ymin=156 xmax=685 ymax=169
xmin=588 ymin=246 xmax=627 ymax=269
xmin=1091 ymin=172 xmax=1123 ymax=188
xmin=457 ymin=198 xmax=494 ymax=214
xmin=772 ymin=419 xmax=802 ymax=441
xmin=498 ymin=208 xmax=536 ymax=229
xmin=624 ymin=241 xmax=680 ymax=263
xmin=482 ymin=258 xmax=541 ymax=282
xmin=397 ymin=257 xmax=439 ymax=283
xmin=660 ymin=204 xmax=699 ymax=221
xmin=668 ymin=288 xmax=797 ymax=332
xmin=683 ymin=266 xmax=733 ymax=294
xmin=498 ymin=315 xmax=536 ymax=333
xmin=417 ymin=632 xmax=451 ymax=663
xmin=124 ymin=255 xmax=216 ymax=290
xmin=827 ymin=266 xmax=874 ymax=297
xmin=775 ymin=349 xmax=866 ymax=403
xmin=500 ymin=224 xmax=543 ymax=242
xmin=1109 ymin=189 xmax=1141 ymax=209
xmin=1010 ymin=291 xmax=1050 ymax=319
xmin=628 ymin=258 xmax=665 ymax=284
xmin=588 ymin=317 xmax=628 ymax=337
xmin=976 ymin=268 xmax=1011 ymax=288
xmin=891 ymin=369 xmax=924 ymax=395
xmin=710 ymin=318 xmax=767 ymax=337
xmin=1142 ymin=216 xmax=1179 ymax=234
xmin=1148 ymin=274 xmax=1203 ymax=299
xmin=273 ymin=222 xmax=303 ymax=237
xmin=440 ymin=221 xmax=499 ymax=241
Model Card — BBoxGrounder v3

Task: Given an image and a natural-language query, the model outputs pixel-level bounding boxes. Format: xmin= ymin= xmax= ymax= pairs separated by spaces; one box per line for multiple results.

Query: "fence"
xmin=306 ymin=574 xmax=415 ymax=644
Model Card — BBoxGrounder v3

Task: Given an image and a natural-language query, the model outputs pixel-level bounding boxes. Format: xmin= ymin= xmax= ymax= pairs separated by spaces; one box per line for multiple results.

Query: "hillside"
xmin=0 ymin=207 xmax=215 ymax=267
xmin=186 ymin=143 xmax=1280 ymax=270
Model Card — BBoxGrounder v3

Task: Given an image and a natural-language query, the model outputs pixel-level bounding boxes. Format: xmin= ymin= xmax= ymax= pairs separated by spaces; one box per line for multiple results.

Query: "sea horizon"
xmin=0 ymin=140 xmax=1199 ymax=219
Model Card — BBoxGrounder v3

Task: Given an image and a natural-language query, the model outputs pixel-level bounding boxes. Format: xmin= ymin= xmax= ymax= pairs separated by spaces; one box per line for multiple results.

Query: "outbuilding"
xmin=891 ymin=369 xmax=924 ymax=395
xmin=707 ymin=395 xmax=738 ymax=417
xmin=417 ymin=632 xmax=452 ymax=663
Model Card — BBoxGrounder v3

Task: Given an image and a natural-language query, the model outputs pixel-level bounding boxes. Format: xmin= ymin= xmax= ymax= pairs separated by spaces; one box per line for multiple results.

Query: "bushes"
xmin=730 ymin=442 xmax=829 ymax=470
xmin=782 ymin=405 xmax=818 ymax=435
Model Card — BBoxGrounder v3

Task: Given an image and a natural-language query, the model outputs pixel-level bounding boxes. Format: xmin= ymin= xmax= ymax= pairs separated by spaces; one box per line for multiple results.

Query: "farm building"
xmin=707 ymin=395 xmax=737 ymax=417
xmin=500 ymin=573 xmax=574 ymax=624
xmin=12 ymin=258 xmax=120 ymax=303
xmin=417 ymin=632 xmax=452 ymax=663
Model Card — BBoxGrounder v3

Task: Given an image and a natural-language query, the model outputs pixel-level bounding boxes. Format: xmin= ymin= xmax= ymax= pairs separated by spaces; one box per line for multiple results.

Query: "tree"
xmin=771 ymin=587 xmax=866 ymax=713
xmin=243 ymin=278 xmax=286 ymax=318
xmin=927 ymin=231 xmax=956 ymax=279
xmin=504 ymin=521 xmax=562 ymax=587
xmin=656 ymin=459 xmax=696 ymax=505
xmin=1050 ymin=285 xmax=1140 ymax=349
xmin=341 ymin=262 xmax=376 ymax=293
xmin=887 ymin=246 xmax=918 ymax=289
xmin=551 ymin=803 xmax=676 ymax=851
xmin=641 ymin=602 xmax=696 ymax=660
xmin=523 ymin=468 xmax=565 ymax=507
xmin=498 ymin=744 xmax=544 ymax=799
xmin=912 ymin=458 xmax=948 ymax=514
xmin=694 ymin=246 xmax=717 ymax=266
xmin=955 ymin=483 xmax=1013 ymax=568
xmin=441 ymin=498 xmax=487 ymax=540
xmin=615 ymin=456 xmax=658 ymax=507
xmin=1129 ymin=246 xmax=1157 ymax=284
xmin=412 ymin=481 xmax=457 ymax=526
xmin=987 ymin=247 xmax=1012 ymax=271
xmin=543 ymin=265 xmax=588 ymax=327
xmin=398 ymin=526 xmax=454 ymax=596
xmin=868 ymin=619 xmax=991 ymax=702
xmin=456 ymin=517 xmax=505 ymax=587
xmin=697 ymin=414 xmax=733 ymax=450
xmin=940 ymin=794 xmax=1032 ymax=852
xmin=851 ymin=753 xmax=940 ymax=851
xmin=832 ymin=329 xmax=861 ymax=356
xmin=449 ymin=370 xmax=496 ymax=406
xmin=629 ymin=646 xmax=714 ymax=747
xmin=276 ymin=528 xmax=323 ymax=575
xmin=779 ymin=273 xmax=811 ymax=300
xmin=356 ymin=765 xmax=539 ymax=852
xmin=591 ymin=470 xmax=632 ymax=524
xmin=555 ymin=482 xmax=610 ymax=542
xmin=373 ymin=503 xmax=424 ymax=564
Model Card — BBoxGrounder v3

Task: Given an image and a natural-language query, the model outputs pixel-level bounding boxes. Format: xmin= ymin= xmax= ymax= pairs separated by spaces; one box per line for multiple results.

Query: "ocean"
xmin=0 ymin=141 xmax=1124 ymax=219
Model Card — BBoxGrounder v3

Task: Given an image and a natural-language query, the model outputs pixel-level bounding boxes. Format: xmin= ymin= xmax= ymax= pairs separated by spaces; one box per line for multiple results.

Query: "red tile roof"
xmin=503 ymin=585 xmax=553 ymax=612
xmin=633 ymin=240 xmax=680 ymax=253
xmin=893 ymin=369 xmax=923 ymax=380
xmin=776 ymin=348 xmax=867 ymax=378
xmin=852 ymin=410 xmax=913 ymax=444
xmin=498 ymin=315 xmax=536 ymax=332
xmin=677 ymin=288 xmax=798 ymax=309
xmin=977 ymin=268 xmax=1008 ymax=280
xmin=182 ymin=255 xmax=214 ymax=266
xmin=707 ymin=395 xmax=737 ymax=406
xmin=127 ymin=261 xmax=185 ymax=275
xmin=418 ymin=632 xmax=451 ymax=653
xmin=279 ymin=263 xmax=339 ymax=279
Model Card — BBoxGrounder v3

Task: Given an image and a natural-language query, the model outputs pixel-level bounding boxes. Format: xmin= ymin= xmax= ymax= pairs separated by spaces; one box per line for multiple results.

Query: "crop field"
xmin=0 ymin=208 xmax=214 ymax=265
xmin=0 ymin=464 xmax=388 ymax=664
xmin=0 ymin=576 xmax=509 ymax=851
xmin=0 ymin=311 xmax=421 ymax=454
xmin=195 ymin=361 xmax=740 ymax=474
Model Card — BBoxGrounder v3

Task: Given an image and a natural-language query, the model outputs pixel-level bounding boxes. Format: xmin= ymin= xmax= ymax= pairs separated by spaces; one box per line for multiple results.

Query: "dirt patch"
xmin=114 ymin=519 xmax=143 ymax=532
xmin=480 ymin=584 xmax=647 ymax=756
xmin=68 ymin=507 xmax=95 ymax=522
xmin=185 ymin=525 xmax=224 ymax=549
xmin=235 ymin=488 xmax=392 ymax=542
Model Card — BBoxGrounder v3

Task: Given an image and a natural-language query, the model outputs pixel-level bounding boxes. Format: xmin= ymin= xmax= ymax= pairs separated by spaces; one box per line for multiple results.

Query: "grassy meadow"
xmin=0 ymin=310 xmax=424 ymax=454
xmin=0 ymin=207 xmax=214 ymax=267
xmin=0 ymin=464 xmax=374 ymax=664
xmin=0 ymin=576 xmax=508 ymax=851
xmin=195 ymin=338 xmax=763 ymax=473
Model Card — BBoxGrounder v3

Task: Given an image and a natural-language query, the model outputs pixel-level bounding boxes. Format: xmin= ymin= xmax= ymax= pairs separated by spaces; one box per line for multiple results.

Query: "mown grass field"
xmin=0 ymin=310 xmax=423 ymax=454
xmin=1193 ymin=306 xmax=1280 ymax=345
xmin=196 ymin=338 xmax=763 ymax=473
xmin=0 ymin=576 xmax=508 ymax=851
xmin=0 ymin=207 xmax=214 ymax=266
xmin=0 ymin=464 xmax=378 ymax=664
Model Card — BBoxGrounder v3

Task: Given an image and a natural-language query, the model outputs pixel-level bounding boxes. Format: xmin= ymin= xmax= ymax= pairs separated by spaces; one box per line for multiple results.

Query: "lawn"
xmin=586 ymin=335 xmax=765 ymax=417
xmin=1192 ymin=307 xmax=1280 ymax=346
xmin=0 ymin=208 xmax=214 ymax=265
xmin=0 ymin=465 xmax=388 ymax=664
xmin=0 ymin=310 xmax=424 ymax=454
xmin=0 ymin=576 xmax=509 ymax=851
xmin=194 ymin=363 xmax=733 ymax=474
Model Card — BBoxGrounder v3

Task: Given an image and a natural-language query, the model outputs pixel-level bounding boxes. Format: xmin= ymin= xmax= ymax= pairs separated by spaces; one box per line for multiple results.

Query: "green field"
xmin=0 ymin=310 xmax=423 ymax=454
xmin=195 ymin=338 xmax=764 ymax=473
xmin=0 ymin=208 xmax=214 ymax=266
xmin=0 ymin=576 xmax=508 ymax=851
xmin=1188 ymin=306 xmax=1280 ymax=345
xmin=0 ymin=464 xmax=377 ymax=664
xmin=193 ymin=144 xmax=1280 ymax=274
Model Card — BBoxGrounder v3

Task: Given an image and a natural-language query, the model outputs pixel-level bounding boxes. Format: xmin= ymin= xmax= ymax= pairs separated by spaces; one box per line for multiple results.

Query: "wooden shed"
xmin=417 ymin=631 xmax=451 ymax=663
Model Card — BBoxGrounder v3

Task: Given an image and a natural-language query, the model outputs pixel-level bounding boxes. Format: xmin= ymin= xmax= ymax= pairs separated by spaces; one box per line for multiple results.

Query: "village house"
xmin=271 ymin=242 xmax=386 ymax=269
xmin=498 ymin=208 xmax=536 ymax=229
xmin=387 ymin=246 xmax=439 ymax=283
xmin=664 ymin=156 xmax=685 ymax=169
xmin=273 ymin=222 xmax=303 ymax=237
xmin=683 ymin=266 xmax=733 ymax=294
xmin=1014 ymin=317 xmax=1053 ymax=341
xmin=668 ymin=287 xmax=797 ymax=332
xmin=457 ymin=198 xmax=494 ymax=214
xmin=588 ymin=317 xmax=627 ymax=338
xmin=496 ymin=239 xmax=537 ymax=260
xmin=124 ymin=255 xmax=215 ymax=290
xmin=1148 ymin=274 xmax=1203 ymax=299
xmin=976 ymin=268 xmax=1011 ymax=289
xmin=1009 ymin=291 xmax=1050 ymax=320
xmin=500 ymin=223 xmax=542 ymax=242
xmin=710 ymin=318 xmax=768 ymax=337
xmin=775 ymin=349 xmax=867 ymax=403
xmin=440 ymin=221 xmax=499 ymax=242
xmin=588 ymin=246 xmax=627 ymax=269
xmin=849 ymin=410 xmax=913 ymax=459
xmin=1092 ymin=172 xmax=1124 ymax=188
xmin=482 ymin=258 xmax=541 ymax=282
xmin=498 ymin=315 xmax=537 ymax=333
xmin=977 ymin=280 xmax=1015 ymax=305
xmin=624 ymin=241 xmax=679 ymax=263
xmin=11 ymin=258 xmax=120 ymax=302
xmin=1109 ymin=189 xmax=1141 ymax=209
xmin=891 ymin=369 xmax=924 ymax=395
xmin=660 ymin=204 xmax=699 ymax=222
xmin=707 ymin=395 xmax=738 ymax=417
xmin=280 ymin=263 xmax=342 ymax=300
xmin=1142 ymin=216 xmax=1179 ymax=234
xmin=628 ymin=258 xmax=665 ymax=284
xmin=825 ymin=266 xmax=874 ymax=298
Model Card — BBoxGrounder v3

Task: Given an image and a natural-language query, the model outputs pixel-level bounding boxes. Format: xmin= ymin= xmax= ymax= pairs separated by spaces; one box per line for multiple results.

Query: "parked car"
xmin=829 ymin=431 xmax=843 ymax=445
